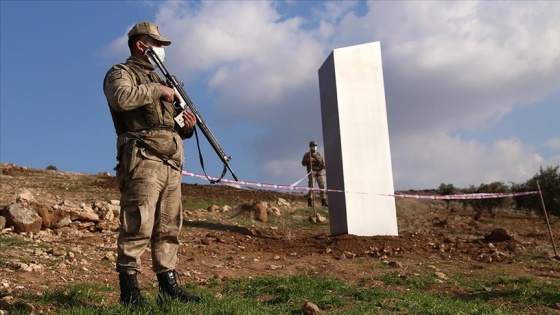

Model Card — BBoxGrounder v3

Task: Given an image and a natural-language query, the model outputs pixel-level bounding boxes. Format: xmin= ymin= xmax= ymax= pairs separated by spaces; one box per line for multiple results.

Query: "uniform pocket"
xmin=122 ymin=140 xmax=143 ymax=174
xmin=120 ymin=195 xmax=148 ymax=235
xmin=141 ymin=129 xmax=177 ymax=157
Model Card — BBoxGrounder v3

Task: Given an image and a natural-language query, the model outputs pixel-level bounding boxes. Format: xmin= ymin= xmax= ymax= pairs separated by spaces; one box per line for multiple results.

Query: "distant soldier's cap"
xmin=128 ymin=21 xmax=171 ymax=46
xmin=309 ymin=141 xmax=318 ymax=147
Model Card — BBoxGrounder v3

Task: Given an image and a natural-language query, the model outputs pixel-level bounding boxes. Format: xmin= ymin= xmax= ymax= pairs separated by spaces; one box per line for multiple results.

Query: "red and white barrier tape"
xmin=391 ymin=191 xmax=540 ymax=200
xmin=181 ymin=170 xmax=539 ymax=199
xmin=181 ymin=170 xmax=342 ymax=192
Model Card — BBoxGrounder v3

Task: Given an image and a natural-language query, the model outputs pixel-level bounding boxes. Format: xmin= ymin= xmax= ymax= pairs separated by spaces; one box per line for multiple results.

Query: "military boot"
xmin=157 ymin=270 xmax=201 ymax=304
xmin=308 ymin=198 xmax=314 ymax=207
xmin=321 ymin=199 xmax=329 ymax=207
xmin=119 ymin=271 xmax=147 ymax=308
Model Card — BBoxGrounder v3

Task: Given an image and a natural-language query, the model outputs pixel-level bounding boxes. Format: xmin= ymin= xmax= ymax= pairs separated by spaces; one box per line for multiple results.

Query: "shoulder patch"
xmin=107 ymin=69 xmax=123 ymax=83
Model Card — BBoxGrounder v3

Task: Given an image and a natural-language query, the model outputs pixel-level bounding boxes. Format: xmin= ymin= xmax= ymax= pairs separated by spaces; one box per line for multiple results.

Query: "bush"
xmin=438 ymin=183 xmax=458 ymax=209
xmin=46 ymin=165 xmax=58 ymax=171
xmin=512 ymin=165 xmax=560 ymax=217
xmin=466 ymin=181 xmax=510 ymax=214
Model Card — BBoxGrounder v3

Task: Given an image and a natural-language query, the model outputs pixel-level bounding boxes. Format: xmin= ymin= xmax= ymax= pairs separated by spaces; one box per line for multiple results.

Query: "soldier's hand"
xmin=160 ymin=85 xmax=180 ymax=103
xmin=182 ymin=110 xmax=197 ymax=131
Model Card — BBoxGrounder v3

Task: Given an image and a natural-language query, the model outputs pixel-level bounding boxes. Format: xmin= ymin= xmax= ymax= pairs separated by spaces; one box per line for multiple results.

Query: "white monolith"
xmin=318 ymin=42 xmax=398 ymax=236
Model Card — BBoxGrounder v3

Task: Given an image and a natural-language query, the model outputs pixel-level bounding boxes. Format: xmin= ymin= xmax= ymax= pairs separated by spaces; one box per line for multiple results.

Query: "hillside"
xmin=0 ymin=163 xmax=559 ymax=313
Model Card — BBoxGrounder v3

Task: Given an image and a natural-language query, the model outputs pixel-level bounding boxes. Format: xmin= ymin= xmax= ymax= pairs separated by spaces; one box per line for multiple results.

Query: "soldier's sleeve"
xmin=311 ymin=153 xmax=324 ymax=167
xmin=103 ymin=65 xmax=163 ymax=112
xmin=177 ymin=127 xmax=194 ymax=140
xmin=302 ymin=152 xmax=309 ymax=166
xmin=317 ymin=155 xmax=325 ymax=168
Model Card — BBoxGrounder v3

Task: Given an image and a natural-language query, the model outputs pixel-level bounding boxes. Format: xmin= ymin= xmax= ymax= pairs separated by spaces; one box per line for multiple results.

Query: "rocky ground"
xmin=0 ymin=163 xmax=559 ymax=312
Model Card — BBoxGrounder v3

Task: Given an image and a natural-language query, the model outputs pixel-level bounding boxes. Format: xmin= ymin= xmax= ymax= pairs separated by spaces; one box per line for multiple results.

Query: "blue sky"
xmin=1 ymin=1 xmax=559 ymax=190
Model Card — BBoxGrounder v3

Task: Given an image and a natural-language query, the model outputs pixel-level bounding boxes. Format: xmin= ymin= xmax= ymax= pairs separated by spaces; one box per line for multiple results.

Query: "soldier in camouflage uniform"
xmin=302 ymin=140 xmax=328 ymax=207
xmin=103 ymin=21 xmax=200 ymax=308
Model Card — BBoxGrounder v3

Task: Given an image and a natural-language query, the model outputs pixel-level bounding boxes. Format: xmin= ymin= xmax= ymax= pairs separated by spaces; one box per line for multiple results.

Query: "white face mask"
xmin=151 ymin=46 xmax=165 ymax=62
xmin=143 ymin=44 xmax=165 ymax=68
xmin=311 ymin=146 xmax=318 ymax=151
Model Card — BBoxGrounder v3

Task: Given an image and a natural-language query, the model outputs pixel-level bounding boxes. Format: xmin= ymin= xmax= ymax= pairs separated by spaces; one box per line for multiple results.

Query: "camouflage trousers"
xmin=307 ymin=171 xmax=327 ymax=200
xmin=115 ymin=157 xmax=183 ymax=274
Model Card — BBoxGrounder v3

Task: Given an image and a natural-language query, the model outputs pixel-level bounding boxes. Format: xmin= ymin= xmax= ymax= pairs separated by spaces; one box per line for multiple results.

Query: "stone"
xmin=69 ymin=210 xmax=99 ymax=223
xmin=16 ymin=189 xmax=35 ymax=204
xmin=207 ymin=205 xmax=220 ymax=213
xmin=3 ymin=203 xmax=42 ymax=233
xmin=253 ymin=203 xmax=267 ymax=222
xmin=48 ymin=209 xmax=72 ymax=229
xmin=484 ymin=228 xmax=513 ymax=242
xmin=303 ymin=301 xmax=321 ymax=314
xmin=277 ymin=198 xmax=291 ymax=207
xmin=269 ymin=207 xmax=282 ymax=216
xmin=33 ymin=203 xmax=52 ymax=229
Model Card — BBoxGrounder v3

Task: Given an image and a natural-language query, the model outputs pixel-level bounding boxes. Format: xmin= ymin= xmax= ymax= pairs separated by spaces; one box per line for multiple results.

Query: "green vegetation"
xmin=0 ymin=235 xmax=47 ymax=267
xmin=1 ymin=164 xmax=558 ymax=314
xmin=513 ymin=165 xmax=560 ymax=217
xmin=0 ymin=235 xmax=34 ymax=247
xmin=3 ymin=274 xmax=558 ymax=314
xmin=438 ymin=164 xmax=560 ymax=217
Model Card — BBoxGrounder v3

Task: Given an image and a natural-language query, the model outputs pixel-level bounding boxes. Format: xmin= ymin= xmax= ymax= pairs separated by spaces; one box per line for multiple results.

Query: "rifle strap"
xmin=124 ymin=134 xmax=181 ymax=171
xmin=193 ymin=127 xmax=227 ymax=184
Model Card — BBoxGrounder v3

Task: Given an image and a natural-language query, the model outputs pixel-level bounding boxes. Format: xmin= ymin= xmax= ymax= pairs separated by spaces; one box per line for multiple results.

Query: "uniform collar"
xmin=126 ymin=56 xmax=156 ymax=71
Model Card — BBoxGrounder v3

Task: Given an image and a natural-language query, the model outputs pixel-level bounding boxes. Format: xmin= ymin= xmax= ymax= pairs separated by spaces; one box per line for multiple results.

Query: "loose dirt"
xmin=1 ymin=163 xmax=558 ymax=311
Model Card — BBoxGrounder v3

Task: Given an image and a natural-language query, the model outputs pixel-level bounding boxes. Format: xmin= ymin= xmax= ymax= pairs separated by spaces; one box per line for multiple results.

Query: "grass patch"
xmin=0 ymin=234 xmax=44 ymax=266
xmin=268 ymin=207 xmax=330 ymax=230
xmin=449 ymin=274 xmax=560 ymax=310
xmin=0 ymin=234 xmax=34 ymax=247
xmin=373 ymin=272 xmax=436 ymax=290
xmin=40 ymin=283 xmax=112 ymax=308
xmin=3 ymin=273 xmax=559 ymax=314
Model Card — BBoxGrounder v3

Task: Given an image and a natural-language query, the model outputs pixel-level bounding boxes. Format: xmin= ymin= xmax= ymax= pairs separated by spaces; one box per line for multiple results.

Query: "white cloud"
xmin=150 ymin=1 xmax=328 ymax=133
xmin=391 ymin=134 xmax=544 ymax=189
xmin=361 ymin=1 xmax=560 ymax=135
xmin=262 ymin=159 xmax=305 ymax=185
xmin=544 ymin=137 xmax=560 ymax=150
xmin=112 ymin=1 xmax=560 ymax=189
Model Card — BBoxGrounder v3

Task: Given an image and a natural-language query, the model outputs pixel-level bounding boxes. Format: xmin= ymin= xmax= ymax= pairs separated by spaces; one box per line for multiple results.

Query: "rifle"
xmin=310 ymin=152 xmax=324 ymax=169
xmin=143 ymin=45 xmax=239 ymax=182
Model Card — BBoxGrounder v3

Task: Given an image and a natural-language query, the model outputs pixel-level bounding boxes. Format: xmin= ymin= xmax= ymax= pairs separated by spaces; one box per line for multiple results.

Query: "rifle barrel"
xmin=145 ymin=48 xmax=238 ymax=182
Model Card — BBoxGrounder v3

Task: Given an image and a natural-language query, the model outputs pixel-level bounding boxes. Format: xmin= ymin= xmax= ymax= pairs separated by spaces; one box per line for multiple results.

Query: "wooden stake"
xmin=537 ymin=181 xmax=559 ymax=259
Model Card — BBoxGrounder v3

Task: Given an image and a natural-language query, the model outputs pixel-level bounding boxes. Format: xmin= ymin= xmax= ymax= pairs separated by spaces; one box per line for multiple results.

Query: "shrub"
xmin=438 ymin=183 xmax=458 ymax=209
xmin=513 ymin=165 xmax=560 ymax=217
xmin=469 ymin=181 xmax=510 ymax=214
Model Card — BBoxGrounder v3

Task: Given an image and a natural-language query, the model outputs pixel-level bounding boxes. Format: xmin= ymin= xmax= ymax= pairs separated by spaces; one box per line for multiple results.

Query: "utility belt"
xmin=116 ymin=128 xmax=183 ymax=172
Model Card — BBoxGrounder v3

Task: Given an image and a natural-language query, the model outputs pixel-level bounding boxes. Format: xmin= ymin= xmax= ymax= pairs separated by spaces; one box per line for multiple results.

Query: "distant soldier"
xmin=301 ymin=141 xmax=328 ymax=207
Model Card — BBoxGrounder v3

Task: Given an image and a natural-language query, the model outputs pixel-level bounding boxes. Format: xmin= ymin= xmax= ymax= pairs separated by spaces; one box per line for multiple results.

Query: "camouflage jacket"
xmin=302 ymin=151 xmax=325 ymax=172
xmin=103 ymin=57 xmax=190 ymax=170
